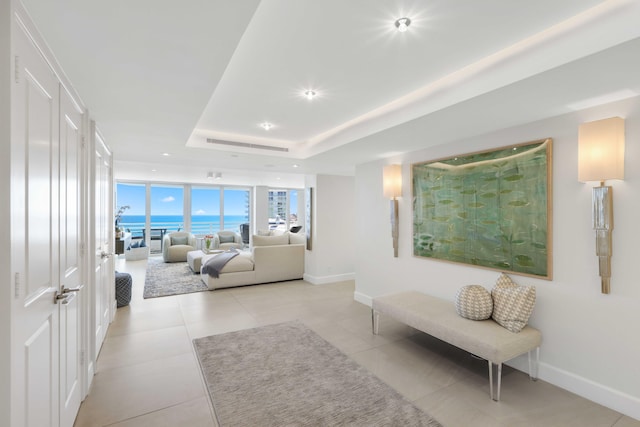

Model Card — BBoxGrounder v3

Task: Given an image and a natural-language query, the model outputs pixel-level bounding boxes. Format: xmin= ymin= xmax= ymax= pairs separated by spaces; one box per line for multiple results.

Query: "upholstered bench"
xmin=372 ymin=291 xmax=542 ymax=401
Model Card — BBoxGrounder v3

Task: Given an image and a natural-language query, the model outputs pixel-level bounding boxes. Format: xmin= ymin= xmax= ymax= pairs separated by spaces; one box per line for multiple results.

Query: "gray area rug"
xmin=193 ymin=321 xmax=442 ymax=427
xmin=143 ymin=257 xmax=208 ymax=298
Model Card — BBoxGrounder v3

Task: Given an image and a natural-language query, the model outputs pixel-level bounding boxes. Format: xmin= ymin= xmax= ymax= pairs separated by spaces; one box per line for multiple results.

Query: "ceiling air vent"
xmin=206 ymin=138 xmax=289 ymax=152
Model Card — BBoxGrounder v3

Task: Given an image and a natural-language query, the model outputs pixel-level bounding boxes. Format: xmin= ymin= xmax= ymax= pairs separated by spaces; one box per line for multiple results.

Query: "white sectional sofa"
xmin=200 ymin=232 xmax=305 ymax=290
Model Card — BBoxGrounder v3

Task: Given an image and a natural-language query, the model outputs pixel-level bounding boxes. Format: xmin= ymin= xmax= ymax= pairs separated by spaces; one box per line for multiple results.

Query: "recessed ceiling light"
xmin=304 ymin=90 xmax=317 ymax=100
xmin=162 ymin=152 xmax=170 ymax=156
xmin=395 ymin=17 xmax=411 ymax=32
xmin=151 ymin=169 xmax=157 ymax=172
xmin=292 ymin=164 xmax=299 ymax=168
xmin=260 ymin=122 xmax=273 ymax=130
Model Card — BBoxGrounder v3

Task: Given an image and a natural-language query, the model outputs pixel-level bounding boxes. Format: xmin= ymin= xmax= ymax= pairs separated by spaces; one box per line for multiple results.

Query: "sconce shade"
xmin=578 ymin=117 xmax=625 ymax=182
xmin=383 ymin=164 xmax=402 ymax=199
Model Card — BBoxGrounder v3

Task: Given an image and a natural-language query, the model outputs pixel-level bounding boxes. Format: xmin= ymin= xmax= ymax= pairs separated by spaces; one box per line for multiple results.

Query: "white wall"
xmin=304 ymin=174 xmax=356 ymax=284
xmin=253 ymin=185 xmax=269 ymax=235
xmin=354 ymin=96 xmax=640 ymax=419
xmin=0 ymin=2 xmax=12 ymax=424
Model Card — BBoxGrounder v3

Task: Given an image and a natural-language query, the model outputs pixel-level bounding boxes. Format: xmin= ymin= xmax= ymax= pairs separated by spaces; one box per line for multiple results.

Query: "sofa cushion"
xmin=252 ymin=234 xmax=289 ymax=246
xmin=203 ymin=251 xmax=254 ymax=274
xmin=455 ymin=285 xmax=493 ymax=320
xmin=491 ymin=275 xmax=536 ymax=333
xmin=222 ymin=252 xmax=254 ymax=273
xmin=171 ymin=235 xmax=188 ymax=245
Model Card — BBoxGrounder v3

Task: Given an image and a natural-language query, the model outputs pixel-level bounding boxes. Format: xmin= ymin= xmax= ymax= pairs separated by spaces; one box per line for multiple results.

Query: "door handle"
xmin=54 ymin=284 xmax=84 ymax=305
xmin=101 ymin=251 xmax=114 ymax=259
xmin=55 ymin=292 xmax=76 ymax=305
xmin=62 ymin=285 xmax=84 ymax=293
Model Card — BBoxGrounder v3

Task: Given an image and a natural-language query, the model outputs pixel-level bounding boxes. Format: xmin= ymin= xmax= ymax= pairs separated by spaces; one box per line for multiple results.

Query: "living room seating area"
xmin=200 ymin=232 xmax=305 ymax=290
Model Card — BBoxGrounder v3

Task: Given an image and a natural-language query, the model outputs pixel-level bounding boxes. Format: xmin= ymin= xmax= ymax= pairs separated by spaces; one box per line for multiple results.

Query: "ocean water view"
xmin=119 ymin=215 xmax=248 ymax=236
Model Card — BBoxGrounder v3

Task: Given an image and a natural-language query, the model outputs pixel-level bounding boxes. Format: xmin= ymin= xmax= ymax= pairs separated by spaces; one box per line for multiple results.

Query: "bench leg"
xmin=528 ymin=347 xmax=540 ymax=381
xmin=371 ymin=309 xmax=380 ymax=335
xmin=488 ymin=361 xmax=502 ymax=401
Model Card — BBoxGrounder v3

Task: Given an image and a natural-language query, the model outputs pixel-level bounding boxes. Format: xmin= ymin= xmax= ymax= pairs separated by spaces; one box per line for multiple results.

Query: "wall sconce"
xmin=578 ymin=117 xmax=625 ymax=294
xmin=383 ymin=164 xmax=402 ymax=257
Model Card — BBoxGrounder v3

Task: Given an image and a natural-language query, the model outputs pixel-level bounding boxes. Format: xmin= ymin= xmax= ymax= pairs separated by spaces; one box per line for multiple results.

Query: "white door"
xmin=12 ymin=13 xmax=87 ymax=427
xmin=58 ymin=85 xmax=84 ymax=427
xmin=11 ymin=18 xmax=61 ymax=427
xmin=91 ymin=125 xmax=113 ymax=358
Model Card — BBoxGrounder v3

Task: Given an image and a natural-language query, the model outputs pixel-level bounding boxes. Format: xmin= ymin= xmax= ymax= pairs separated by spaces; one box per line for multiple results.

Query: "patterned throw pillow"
xmin=495 ymin=273 xmax=517 ymax=288
xmin=454 ymin=285 xmax=493 ymax=320
xmin=491 ymin=274 xmax=536 ymax=333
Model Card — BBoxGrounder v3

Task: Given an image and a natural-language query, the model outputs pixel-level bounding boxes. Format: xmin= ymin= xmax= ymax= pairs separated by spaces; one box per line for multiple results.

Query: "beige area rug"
xmin=193 ymin=321 xmax=442 ymax=427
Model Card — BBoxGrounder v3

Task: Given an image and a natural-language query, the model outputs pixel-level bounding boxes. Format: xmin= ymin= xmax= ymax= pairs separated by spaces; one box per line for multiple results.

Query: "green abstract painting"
xmin=412 ymin=139 xmax=552 ymax=279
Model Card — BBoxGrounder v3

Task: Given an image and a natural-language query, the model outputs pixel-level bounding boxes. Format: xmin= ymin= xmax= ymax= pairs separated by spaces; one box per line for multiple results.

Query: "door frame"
xmin=0 ymin=1 xmax=13 ymax=424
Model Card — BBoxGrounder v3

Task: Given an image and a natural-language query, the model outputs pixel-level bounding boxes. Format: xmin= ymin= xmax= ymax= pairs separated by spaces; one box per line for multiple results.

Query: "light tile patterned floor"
xmin=74 ymin=256 xmax=640 ymax=426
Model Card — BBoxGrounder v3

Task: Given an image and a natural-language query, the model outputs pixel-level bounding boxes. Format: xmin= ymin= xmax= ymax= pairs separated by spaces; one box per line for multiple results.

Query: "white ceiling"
xmin=20 ymin=0 xmax=640 ymax=188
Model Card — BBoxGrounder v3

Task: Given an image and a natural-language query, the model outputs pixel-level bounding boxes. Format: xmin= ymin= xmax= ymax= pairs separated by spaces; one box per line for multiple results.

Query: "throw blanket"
xmin=202 ymin=249 xmax=239 ymax=278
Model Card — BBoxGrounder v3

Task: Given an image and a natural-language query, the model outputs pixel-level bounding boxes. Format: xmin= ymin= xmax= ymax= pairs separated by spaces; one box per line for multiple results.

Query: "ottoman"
xmin=115 ymin=271 xmax=132 ymax=307
xmin=187 ymin=250 xmax=205 ymax=273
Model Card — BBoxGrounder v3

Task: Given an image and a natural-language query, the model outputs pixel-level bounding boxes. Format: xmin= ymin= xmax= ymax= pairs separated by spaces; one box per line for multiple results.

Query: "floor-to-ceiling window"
xmin=116 ymin=181 xmax=253 ymax=250
xmin=115 ymin=183 xmax=146 ymax=238
xmin=268 ymin=189 xmax=287 ymax=230
xmin=268 ymin=189 xmax=300 ymax=231
xmin=290 ymin=190 xmax=299 ymax=228
xmin=191 ymin=186 xmax=221 ymax=235
xmin=150 ymin=184 xmax=184 ymax=232
xmin=223 ymin=188 xmax=250 ymax=232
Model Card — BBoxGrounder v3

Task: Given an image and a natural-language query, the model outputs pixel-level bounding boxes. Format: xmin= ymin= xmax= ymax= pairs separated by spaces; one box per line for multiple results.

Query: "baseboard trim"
xmin=303 ymin=272 xmax=355 ymax=285
xmin=353 ymin=290 xmax=640 ymax=421
xmin=354 ymin=291 xmax=372 ymax=306
xmin=511 ymin=359 xmax=640 ymax=421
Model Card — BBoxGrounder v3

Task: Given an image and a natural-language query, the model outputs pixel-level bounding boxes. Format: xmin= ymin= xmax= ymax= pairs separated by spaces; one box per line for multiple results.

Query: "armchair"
xmin=214 ymin=230 xmax=243 ymax=250
xmin=163 ymin=231 xmax=196 ymax=262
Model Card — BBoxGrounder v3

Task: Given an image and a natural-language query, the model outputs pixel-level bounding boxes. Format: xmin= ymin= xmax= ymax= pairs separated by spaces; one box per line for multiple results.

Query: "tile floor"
xmin=74 ymin=256 xmax=640 ymax=427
